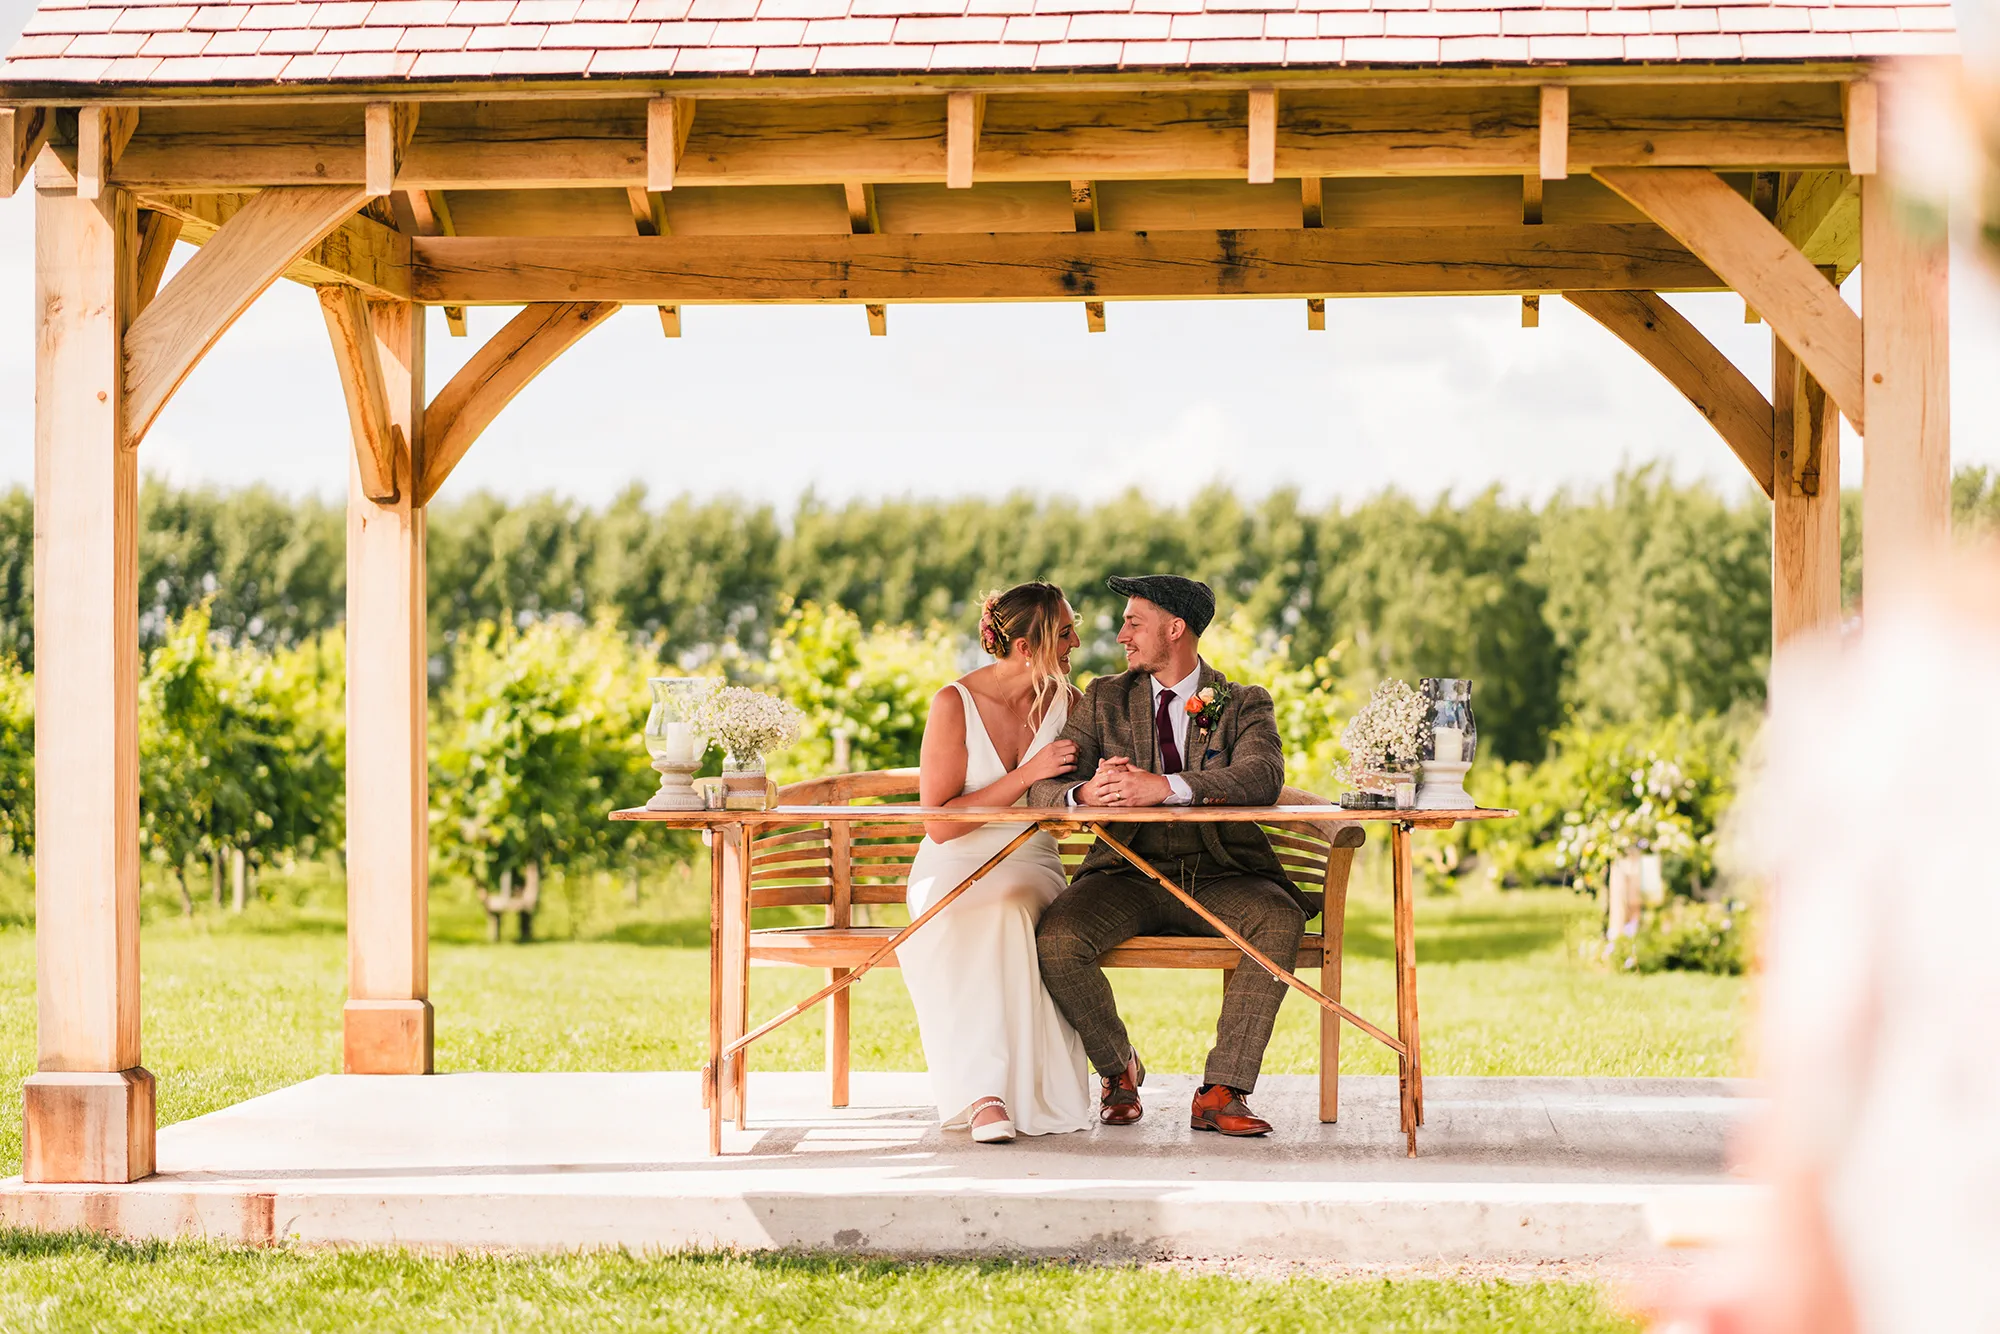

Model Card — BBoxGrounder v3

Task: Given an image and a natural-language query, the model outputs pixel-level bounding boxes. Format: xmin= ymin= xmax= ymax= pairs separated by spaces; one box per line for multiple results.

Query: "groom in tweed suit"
xmin=1030 ymin=575 xmax=1306 ymax=1138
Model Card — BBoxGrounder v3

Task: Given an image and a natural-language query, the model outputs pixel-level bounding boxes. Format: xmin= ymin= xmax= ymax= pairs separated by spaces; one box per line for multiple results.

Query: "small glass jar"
xmin=1419 ymin=678 xmax=1477 ymax=765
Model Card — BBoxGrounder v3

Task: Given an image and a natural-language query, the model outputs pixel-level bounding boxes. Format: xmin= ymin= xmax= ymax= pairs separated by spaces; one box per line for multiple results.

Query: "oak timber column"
xmin=23 ymin=181 xmax=154 ymax=1182
xmin=343 ymin=301 xmax=433 ymax=1074
xmin=1860 ymin=175 xmax=1950 ymax=598
xmin=1771 ymin=338 xmax=1842 ymax=647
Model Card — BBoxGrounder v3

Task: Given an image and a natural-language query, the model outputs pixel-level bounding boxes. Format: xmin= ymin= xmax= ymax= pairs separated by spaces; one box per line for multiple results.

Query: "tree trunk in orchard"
xmin=210 ymin=851 xmax=224 ymax=908
xmin=231 ymin=849 xmax=247 ymax=913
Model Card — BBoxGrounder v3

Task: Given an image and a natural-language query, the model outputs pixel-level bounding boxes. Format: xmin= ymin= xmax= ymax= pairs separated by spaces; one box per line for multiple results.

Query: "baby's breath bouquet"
xmin=695 ymin=686 xmax=804 ymax=773
xmin=1339 ymin=679 xmax=1429 ymax=791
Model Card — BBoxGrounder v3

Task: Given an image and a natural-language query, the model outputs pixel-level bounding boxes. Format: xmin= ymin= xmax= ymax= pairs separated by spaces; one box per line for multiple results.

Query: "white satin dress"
xmin=899 ymin=681 xmax=1093 ymax=1137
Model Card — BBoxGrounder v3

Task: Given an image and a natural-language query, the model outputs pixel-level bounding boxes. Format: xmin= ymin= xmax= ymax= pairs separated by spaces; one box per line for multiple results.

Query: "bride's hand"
xmin=1022 ymin=740 xmax=1077 ymax=784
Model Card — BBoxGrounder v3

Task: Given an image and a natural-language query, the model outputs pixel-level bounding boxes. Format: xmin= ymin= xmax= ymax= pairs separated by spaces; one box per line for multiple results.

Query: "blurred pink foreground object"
xmin=1653 ymin=548 xmax=2000 ymax=1334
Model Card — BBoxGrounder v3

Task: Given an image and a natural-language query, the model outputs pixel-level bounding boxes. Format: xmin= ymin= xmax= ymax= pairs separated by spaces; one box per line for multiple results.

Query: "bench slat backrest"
xmin=758 ymin=771 xmax=1362 ymax=924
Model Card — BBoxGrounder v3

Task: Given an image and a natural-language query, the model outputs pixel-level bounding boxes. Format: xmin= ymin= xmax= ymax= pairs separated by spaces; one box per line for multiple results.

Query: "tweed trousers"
xmin=1035 ymin=868 xmax=1306 ymax=1093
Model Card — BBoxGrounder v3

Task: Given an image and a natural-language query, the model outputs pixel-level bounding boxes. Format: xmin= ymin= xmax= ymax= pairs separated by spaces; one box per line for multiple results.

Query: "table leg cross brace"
xmin=717 ymin=821 xmax=1047 ymax=1067
xmin=1085 ymin=823 xmax=1406 ymax=1058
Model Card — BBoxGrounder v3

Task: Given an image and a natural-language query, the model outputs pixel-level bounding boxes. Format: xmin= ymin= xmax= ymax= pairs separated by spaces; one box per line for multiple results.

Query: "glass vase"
xmin=721 ymin=747 xmax=769 ymax=810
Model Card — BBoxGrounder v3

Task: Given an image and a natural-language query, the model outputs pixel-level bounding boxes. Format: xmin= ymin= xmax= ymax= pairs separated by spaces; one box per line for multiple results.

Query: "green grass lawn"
xmin=0 ymin=858 xmax=1724 ymax=1331
xmin=0 ymin=1232 xmax=1641 ymax=1333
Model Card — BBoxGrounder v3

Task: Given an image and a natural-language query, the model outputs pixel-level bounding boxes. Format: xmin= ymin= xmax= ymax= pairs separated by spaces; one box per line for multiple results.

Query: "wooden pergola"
xmin=2 ymin=1 xmax=1954 ymax=1182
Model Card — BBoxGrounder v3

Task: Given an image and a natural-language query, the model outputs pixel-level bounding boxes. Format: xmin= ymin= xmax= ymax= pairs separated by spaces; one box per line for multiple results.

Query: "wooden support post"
xmin=1860 ymin=174 xmax=1950 ymax=598
xmin=24 ymin=180 xmax=155 ymax=1183
xmin=1247 ymin=89 xmax=1276 ymax=185
xmin=1539 ymin=86 xmax=1568 ymax=181
xmin=1772 ymin=337 xmax=1841 ymax=647
xmin=343 ymin=300 xmax=432 ymax=1076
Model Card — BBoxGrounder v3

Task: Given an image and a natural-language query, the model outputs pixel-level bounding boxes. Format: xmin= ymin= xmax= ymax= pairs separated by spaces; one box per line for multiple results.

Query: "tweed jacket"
xmin=1029 ymin=661 xmax=1308 ymax=915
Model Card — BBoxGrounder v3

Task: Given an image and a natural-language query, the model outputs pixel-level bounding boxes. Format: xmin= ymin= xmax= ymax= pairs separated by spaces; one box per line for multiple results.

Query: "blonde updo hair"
xmin=977 ymin=581 xmax=1072 ymax=714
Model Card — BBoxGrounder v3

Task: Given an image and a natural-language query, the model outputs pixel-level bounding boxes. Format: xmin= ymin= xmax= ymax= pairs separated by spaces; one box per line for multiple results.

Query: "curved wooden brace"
xmin=317 ymin=286 xmax=404 ymax=504
xmin=415 ymin=300 xmax=620 ymax=507
xmin=1565 ymin=289 xmax=1775 ymax=498
xmin=1593 ymin=167 xmax=1863 ymax=433
xmin=123 ymin=183 xmax=370 ymax=448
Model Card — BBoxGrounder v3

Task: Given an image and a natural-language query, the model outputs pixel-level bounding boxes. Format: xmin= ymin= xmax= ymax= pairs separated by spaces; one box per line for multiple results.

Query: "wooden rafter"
xmin=946 ymin=91 xmax=984 ymax=190
xmin=1565 ymin=289 xmax=1774 ymax=497
xmin=317 ymin=287 xmax=405 ymax=503
xmin=1 ymin=107 xmax=53 ymax=198
xmin=77 ymin=106 xmax=138 ymax=202
xmin=622 ymin=185 xmax=681 ymax=337
xmin=1248 ymin=89 xmax=1276 ymax=185
xmin=648 ymin=96 xmax=696 ymax=190
xmin=139 ymin=191 xmax=410 ymax=300
xmin=416 ymin=300 xmax=620 ymax=506
xmin=1594 ymin=166 xmax=1863 ymax=431
xmin=1538 ymin=86 xmax=1568 ymax=181
xmin=414 ymin=224 xmax=1720 ymax=305
xmin=124 ymin=184 xmax=371 ymax=448
xmin=364 ymin=102 xmax=419 ymax=197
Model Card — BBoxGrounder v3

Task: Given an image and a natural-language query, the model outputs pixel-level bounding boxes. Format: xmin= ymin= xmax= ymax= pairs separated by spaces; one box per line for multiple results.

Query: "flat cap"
xmin=1106 ymin=574 xmax=1216 ymax=636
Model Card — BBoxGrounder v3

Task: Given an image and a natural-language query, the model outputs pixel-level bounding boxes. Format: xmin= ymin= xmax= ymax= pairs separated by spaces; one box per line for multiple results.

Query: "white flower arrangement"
xmin=1339 ymin=678 xmax=1429 ymax=786
xmin=695 ymin=685 xmax=804 ymax=761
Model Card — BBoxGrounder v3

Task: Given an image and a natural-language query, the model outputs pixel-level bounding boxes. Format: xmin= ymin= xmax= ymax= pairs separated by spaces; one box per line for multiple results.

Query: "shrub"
xmin=1602 ymin=897 xmax=1751 ymax=975
xmin=761 ymin=600 xmax=961 ymax=780
xmin=1466 ymin=711 xmax=1751 ymax=898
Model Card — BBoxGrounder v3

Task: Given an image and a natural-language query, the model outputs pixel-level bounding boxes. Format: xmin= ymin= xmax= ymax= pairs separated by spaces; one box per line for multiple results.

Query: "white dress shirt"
xmin=1069 ymin=662 xmax=1201 ymax=806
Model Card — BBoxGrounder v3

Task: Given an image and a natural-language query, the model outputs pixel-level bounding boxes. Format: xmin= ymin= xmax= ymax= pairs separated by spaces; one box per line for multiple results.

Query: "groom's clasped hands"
xmin=1074 ymin=756 xmax=1173 ymax=808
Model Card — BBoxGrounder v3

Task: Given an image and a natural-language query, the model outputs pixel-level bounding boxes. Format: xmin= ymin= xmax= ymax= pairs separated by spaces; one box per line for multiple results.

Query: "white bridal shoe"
xmin=965 ymin=1096 xmax=1017 ymax=1144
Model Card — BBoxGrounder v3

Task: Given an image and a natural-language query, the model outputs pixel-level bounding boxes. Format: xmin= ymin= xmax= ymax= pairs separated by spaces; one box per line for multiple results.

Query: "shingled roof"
xmin=0 ymin=0 xmax=1962 ymax=87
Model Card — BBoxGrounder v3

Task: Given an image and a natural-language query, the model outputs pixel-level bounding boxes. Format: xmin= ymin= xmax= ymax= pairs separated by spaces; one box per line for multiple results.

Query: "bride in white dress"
xmin=900 ymin=582 xmax=1094 ymax=1143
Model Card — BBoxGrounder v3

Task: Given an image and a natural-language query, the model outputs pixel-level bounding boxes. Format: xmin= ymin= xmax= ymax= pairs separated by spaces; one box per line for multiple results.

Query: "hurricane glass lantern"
xmin=1415 ymin=678 xmax=1477 ymax=810
xmin=643 ymin=677 xmax=710 ymax=811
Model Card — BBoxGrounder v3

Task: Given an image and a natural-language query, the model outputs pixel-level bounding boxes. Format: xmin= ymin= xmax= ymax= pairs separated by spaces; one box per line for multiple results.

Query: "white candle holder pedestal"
xmin=646 ymin=756 xmax=706 ymax=810
xmin=1416 ymin=760 xmax=1472 ymax=810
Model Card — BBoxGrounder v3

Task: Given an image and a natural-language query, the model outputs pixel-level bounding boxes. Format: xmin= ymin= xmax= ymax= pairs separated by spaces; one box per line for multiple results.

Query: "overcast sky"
xmin=3 ymin=0 xmax=1997 ymax=511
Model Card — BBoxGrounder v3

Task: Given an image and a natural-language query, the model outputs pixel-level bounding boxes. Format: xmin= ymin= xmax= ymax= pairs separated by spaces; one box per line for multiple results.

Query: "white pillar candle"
xmin=1431 ymin=726 xmax=1464 ymax=763
xmin=664 ymin=721 xmax=697 ymax=764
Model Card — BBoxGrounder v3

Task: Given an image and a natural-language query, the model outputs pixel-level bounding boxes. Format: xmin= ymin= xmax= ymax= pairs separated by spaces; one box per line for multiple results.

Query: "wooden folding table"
xmin=612 ymin=803 xmax=1510 ymax=1156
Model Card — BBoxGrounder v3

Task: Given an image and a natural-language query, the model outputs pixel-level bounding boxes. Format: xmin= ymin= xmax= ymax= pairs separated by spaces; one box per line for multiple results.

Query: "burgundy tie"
xmin=1155 ymin=688 xmax=1183 ymax=775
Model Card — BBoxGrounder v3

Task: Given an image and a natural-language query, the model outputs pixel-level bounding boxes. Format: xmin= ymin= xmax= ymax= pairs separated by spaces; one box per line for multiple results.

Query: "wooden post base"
xmin=342 ymin=999 xmax=434 ymax=1074
xmin=22 ymin=1069 xmax=156 ymax=1183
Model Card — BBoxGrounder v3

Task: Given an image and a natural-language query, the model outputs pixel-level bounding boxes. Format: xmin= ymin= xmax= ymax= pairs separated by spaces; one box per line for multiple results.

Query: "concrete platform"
xmin=0 ymin=1072 xmax=1762 ymax=1262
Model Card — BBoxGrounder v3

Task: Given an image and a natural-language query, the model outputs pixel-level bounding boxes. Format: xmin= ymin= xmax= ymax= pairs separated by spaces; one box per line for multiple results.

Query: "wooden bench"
xmin=742 ymin=768 xmax=1366 ymax=1122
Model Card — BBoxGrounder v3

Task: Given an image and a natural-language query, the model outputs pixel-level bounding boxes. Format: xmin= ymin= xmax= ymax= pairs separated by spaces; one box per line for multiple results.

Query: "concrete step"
xmin=0 ymin=1071 xmax=1762 ymax=1262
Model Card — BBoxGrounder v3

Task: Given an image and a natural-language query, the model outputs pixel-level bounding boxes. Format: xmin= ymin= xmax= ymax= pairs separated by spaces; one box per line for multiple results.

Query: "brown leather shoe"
xmin=1099 ymin=1049 xmax=1146 ymax=1126
xmin=1190 ymin=1084 xmax=1273 ymax=1137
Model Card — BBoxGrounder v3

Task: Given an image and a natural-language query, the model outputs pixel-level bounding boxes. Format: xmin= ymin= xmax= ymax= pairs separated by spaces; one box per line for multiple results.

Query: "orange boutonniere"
xmin=1185 ymin=682 xmax=1229 ymax=733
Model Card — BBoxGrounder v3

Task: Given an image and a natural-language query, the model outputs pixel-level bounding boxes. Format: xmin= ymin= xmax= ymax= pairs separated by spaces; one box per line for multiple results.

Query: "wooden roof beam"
xmin=1595 ymin=166 xmax=1863 ymax=430
xmin=1564 ymin=289 xmax=1775 ymax=496
xmin=124 ymin=183 xmax=373 ymax=448
xmin=77 ymin=105 xmax=137 ymax=201
xmin=416 ymin=300 xmax=620 ymax=505
xmin=413 ymin=224 xmax=1723 ymax=305
xmin=104 ymin=85 xmax=1850 ymax=191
